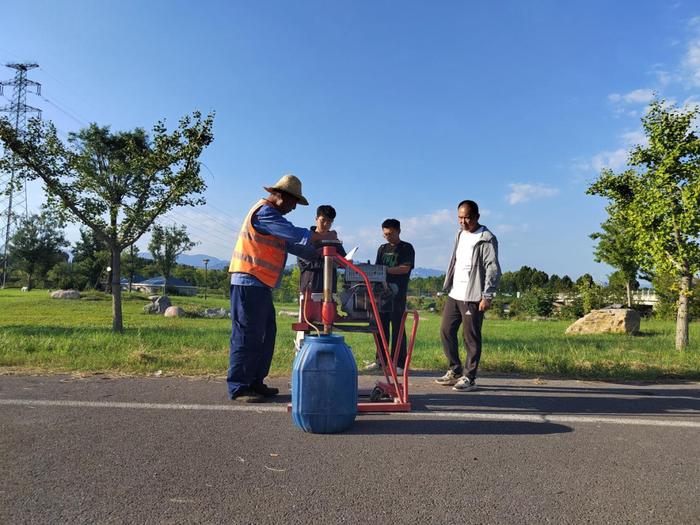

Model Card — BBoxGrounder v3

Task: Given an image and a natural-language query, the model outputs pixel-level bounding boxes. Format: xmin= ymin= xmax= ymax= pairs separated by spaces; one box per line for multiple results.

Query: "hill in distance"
xmin=177 ymin=253 xmax=443 ymax=278
xmin=176 ymin=253 xmax=229 ymax=269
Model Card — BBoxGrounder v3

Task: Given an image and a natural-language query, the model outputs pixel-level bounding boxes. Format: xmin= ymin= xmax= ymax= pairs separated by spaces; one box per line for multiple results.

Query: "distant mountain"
xmin=412 ymin=267 xmax=444 ymax=278
xmin=176 ymin=253 xmax=229 ymax=269
xmin=177 ymin=254 xmax=443 ymax=277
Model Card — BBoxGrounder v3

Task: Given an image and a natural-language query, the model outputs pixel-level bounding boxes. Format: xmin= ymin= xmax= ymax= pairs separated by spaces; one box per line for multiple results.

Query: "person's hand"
xmin=322 ymin=230 xmax=338 ymax=240
xmin=479 ymin=298 xmax=492 ymax=312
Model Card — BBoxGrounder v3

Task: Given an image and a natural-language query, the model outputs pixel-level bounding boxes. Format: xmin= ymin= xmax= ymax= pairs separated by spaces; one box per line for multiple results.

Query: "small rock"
xmin=154 ymin=296 xmax=172 ymax=314
xmin=164 ymin=306 xmax=186 ymax=318
xmin=203 ymin=307 xmax=228 ymax=319
xmin=50 ymin=290 xmax=81 ymax=300
xmin=143 ymin=303 xmax=158 ymax=314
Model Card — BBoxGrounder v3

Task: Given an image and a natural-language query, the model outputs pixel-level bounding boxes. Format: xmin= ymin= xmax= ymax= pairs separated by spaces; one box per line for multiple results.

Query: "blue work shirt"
xmin=231 ymin=203 xmax=318 ymax=288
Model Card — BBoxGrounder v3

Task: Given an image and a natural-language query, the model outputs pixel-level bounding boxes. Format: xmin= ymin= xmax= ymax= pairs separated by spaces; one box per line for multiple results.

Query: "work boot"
xmin=232 ymin=388 xmax=267 ymax=403
xmin=252 ymin=383 xmax=279 ymax=397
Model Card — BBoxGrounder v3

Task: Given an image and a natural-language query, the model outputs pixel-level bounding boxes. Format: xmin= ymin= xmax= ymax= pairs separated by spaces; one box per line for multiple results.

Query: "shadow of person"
xmin=347 ymin=418 xmax=572 ymax=436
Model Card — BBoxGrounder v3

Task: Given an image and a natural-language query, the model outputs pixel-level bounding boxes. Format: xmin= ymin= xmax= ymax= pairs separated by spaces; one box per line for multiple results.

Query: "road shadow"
xmin=347 ymin=418 xmax=572 ymax=436
xmin=405 ymin=386 xmax=700 ymax=417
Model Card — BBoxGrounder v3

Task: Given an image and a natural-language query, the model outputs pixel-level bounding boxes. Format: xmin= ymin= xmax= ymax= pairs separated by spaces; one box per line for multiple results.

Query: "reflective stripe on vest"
xmin=229 ymin=200 xmax=286 ymax=287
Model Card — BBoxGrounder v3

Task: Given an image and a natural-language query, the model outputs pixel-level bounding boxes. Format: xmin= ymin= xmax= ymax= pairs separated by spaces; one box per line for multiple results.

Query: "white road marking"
xmin=1 ymin=398 xmax=699 ymax=428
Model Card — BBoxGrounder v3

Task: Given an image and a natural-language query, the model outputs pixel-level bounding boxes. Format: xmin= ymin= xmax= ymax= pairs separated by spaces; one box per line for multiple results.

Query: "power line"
xmin=40 ymin=95 xmax=87 ymax=127
xmin=160 ymin=212 xmax=234 ymax=252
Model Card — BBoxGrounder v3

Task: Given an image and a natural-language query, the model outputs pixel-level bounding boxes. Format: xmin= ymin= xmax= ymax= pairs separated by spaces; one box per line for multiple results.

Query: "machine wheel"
xmin=369 ymin=386 xmax=384 ymax=402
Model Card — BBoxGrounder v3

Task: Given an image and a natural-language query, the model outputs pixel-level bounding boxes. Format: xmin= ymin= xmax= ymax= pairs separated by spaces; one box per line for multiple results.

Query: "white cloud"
xmin=681 ymin=17 xmax=700 ymax=86
xmin=590 ymin=148 xmax=628 ymax=172
xmin=608 ymin=88 xmax=655 ymax=105
xmin=620 ymin=130 xmax=647 ymax=147
xmin=506 ymin=183 xmax=559 ymax=205
xmin=494 ymin=223 xmax=529 ymax=235
xmin=400 ymin=208 xmax=452 ymax=235
xmin=338 ymin=208 xmax=460 ymax=269
xmin=576 ymin=129 xmax=640 ymax=173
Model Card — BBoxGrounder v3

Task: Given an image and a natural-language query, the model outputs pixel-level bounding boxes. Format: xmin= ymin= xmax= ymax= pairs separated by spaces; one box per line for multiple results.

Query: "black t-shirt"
xmin=298 ymin=226 xmax=345 ymax=293
xmin=375 ymin=240 xmax=415 ymax=300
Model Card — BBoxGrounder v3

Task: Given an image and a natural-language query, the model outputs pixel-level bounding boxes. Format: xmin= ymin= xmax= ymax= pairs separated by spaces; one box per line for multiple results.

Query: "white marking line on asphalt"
xmin=1 ymin=398 xmax=699 ymax=428
xmin=0 ymin=399 xmax=286 ymax=413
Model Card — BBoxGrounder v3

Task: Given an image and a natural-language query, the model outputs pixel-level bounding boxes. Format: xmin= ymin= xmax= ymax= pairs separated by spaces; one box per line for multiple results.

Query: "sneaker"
xmin=364 ymin=361 xmax=381 ymax=371
xmin=452 ymin=376 xmax=477 ymax=392
xmin=251 ymin=383 xmax=279 ymax=397
xmin=232 ymin=389 xmax=267 ymax=403
xmin=434 ymin=370 xmax=461 ymax=386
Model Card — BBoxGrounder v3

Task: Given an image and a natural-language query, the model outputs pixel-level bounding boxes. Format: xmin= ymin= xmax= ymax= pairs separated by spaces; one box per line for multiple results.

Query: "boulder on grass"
xmin=203 ymin=307 xmax=228 ymax=319
xmin=164 ymin=306 xmax=186 ymax=318
xmin=566 ymin=308 xmax=640 ymax=335
xmin=50 ymin=289 xmax=81 ymax=300
xmin=154 ymin=296 xmax=172 ymax=313
xmin=143 ymin=295 xmax=172 ymax=314
xmin=143 ymin=303 xmax=158 ymax=314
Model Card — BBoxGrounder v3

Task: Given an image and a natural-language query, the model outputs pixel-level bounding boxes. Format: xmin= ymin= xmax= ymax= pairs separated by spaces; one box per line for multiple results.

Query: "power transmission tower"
xmin=0 ymin=63 xmax=41 ymax=288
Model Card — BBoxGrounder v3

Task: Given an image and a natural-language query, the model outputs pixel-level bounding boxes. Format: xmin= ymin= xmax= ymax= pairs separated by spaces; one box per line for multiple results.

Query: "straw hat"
xmin=264 ymin=174 xmax=309 ymax=205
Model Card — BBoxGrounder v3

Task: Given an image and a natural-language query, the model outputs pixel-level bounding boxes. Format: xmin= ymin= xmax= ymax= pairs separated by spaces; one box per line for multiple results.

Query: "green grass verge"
xmin=1 ymin=289 xmax=699 ymax=380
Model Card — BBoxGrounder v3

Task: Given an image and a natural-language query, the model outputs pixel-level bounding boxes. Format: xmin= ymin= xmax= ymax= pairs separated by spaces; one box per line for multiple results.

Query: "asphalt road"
xmin=1 ymin=373 xmax=699 ymax=524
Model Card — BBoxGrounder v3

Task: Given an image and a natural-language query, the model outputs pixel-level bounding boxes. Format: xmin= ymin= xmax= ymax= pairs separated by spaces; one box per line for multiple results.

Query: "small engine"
xmin=339 ymin=263 xmax=397 ymax=321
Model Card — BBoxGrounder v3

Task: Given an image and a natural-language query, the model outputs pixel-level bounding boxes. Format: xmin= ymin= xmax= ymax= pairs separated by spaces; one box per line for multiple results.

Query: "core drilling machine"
xmin=292 ymin=240 xmax=419 ymax=412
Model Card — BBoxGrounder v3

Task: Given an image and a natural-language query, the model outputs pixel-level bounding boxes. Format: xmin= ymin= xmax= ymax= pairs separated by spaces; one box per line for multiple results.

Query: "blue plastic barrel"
xmin=291 ymin=334 xmax=358 ymax=433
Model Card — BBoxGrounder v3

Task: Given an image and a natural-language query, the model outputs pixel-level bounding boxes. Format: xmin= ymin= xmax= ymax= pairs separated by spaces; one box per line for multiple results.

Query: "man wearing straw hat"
xmin=227 ymin=174 xmax=338 ymax=403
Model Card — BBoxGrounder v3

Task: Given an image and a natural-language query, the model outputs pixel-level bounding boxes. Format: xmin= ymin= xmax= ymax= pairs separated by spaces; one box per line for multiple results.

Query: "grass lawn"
xmin=1 ymin=289 xmax=699 ymax=381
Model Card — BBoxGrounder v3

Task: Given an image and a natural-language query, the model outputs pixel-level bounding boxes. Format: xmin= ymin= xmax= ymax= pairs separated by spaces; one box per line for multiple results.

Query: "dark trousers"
xmin=377 ymin=298 xmax=407 ymax=368
xmin=440 ymin=297 xmax=484 ymax=380
xmin=227 ymin=284 xmax=276 ymax=398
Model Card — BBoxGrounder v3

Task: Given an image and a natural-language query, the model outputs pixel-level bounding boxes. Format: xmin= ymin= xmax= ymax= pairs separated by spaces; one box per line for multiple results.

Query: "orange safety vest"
xmin=229 ymin=200 xmax=287 ymax=287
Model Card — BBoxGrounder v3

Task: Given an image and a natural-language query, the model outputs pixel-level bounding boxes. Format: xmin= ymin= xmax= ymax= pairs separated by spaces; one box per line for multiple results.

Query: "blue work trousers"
xmin=226 ymin=284 xmax=276 ymax=398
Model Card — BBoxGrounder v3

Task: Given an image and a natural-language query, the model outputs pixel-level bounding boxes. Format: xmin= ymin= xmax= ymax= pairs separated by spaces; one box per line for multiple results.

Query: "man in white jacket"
xmin=435 ymin=199 xmax=501 ymax=391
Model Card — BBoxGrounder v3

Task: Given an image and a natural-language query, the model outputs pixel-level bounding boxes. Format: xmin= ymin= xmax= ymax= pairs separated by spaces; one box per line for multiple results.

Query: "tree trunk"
xmin=675 ymin=274 xmax=691 ymax=350
xmin=626 ymin=280 xmax=632 ymax=308
xmin=111 ymin=248 xmax=123 ymax=333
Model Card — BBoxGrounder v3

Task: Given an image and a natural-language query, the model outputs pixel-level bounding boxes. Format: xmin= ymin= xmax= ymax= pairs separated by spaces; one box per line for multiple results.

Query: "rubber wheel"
xmin=369 ymin=386 xmax=383 ymax=402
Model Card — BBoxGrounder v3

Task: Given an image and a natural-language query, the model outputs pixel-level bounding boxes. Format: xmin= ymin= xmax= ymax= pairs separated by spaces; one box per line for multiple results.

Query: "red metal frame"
xmin=293 ymin=245 xmax=420 ymax=413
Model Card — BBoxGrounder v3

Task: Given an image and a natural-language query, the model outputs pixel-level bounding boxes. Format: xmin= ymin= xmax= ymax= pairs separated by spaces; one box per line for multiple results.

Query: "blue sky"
xmin=2 ymin=1 xmax=700 ymax=280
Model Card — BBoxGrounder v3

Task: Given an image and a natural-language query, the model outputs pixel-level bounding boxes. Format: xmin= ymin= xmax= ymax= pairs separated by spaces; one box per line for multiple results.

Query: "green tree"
xmin=607 ymin=269 xmax=639 ymax=306
xmin=518 ymin=287 xmax=555 ymax=317
xmin=172 ymin=263 xmax=198 ymax=289
xmin=148 ymin=224 xmax=197 ymax=294
xmin=0 ymin=113 xmax=214 ymax=331
xmin=47 ymin=261 xmax=78 ymax=290
xmin=274 ymin=266 xmax=300 ymax=303
xmin=590 ymin=214 xmax=639 ymax=307
xmin=72 ymin=228 xmax=110 ymax=290
xmin=9 ymin=211 xmax=68 ymax=289
xmin=120 ymin=245 xmax=145 ymax=292
xmin=498 ymin=271 xmax=518 ymax=295
xmin=560 ymin=275 xmax=574 ymax=291
xmin=588 ymin=99 xmax=700 ymax=349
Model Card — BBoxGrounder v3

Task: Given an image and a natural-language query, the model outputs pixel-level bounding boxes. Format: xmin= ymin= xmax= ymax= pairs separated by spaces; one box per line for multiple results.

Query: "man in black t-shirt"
xmin=366 ymin=218 xmax=415 ymax=372
xmin=298 ymin=205 xmax=345 ymax=294
xmin=295 ymin=205 xmax=345 ymax=350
